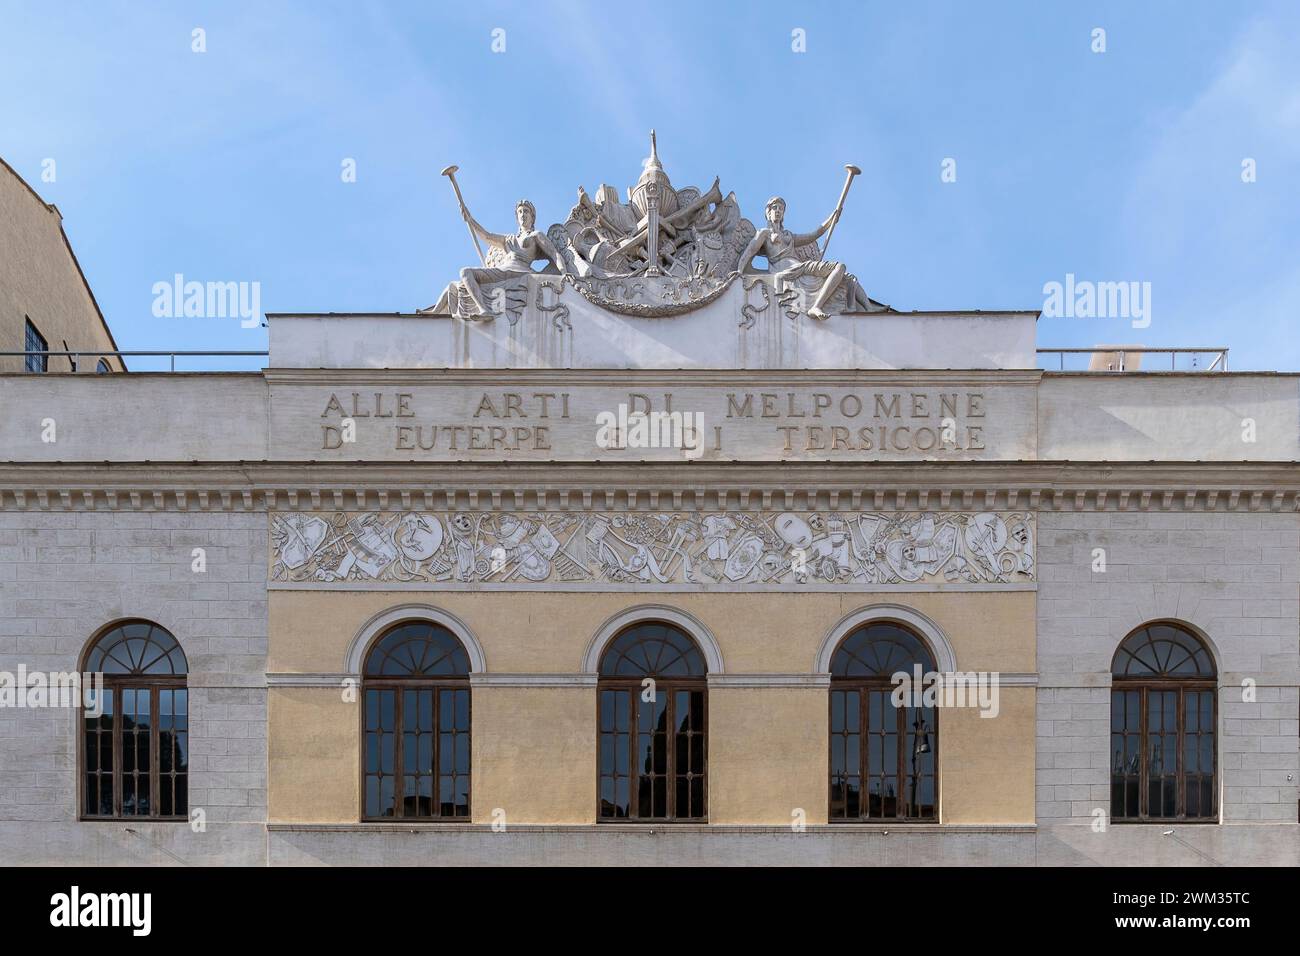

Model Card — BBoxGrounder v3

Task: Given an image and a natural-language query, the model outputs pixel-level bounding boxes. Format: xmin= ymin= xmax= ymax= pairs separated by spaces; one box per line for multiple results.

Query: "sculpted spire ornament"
xmin=433 ymin=134 xmax=886 ymax=320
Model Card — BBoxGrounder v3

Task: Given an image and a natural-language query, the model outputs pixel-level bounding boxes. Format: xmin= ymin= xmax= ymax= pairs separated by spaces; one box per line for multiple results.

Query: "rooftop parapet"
xmin=263 ymin=301 xmax=1040 ymax=371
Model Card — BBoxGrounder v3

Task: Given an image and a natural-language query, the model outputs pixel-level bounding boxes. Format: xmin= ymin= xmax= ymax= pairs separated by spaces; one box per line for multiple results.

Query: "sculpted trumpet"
xmin=441 ymin=164 xmax=486 ymax=265
xmin=821 ymin=164 xmax=860 ymax=260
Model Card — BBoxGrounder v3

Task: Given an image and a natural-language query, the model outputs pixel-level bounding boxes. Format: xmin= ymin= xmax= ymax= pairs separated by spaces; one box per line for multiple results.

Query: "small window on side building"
xmin=24 ymin=319 xmax=48 ymax=373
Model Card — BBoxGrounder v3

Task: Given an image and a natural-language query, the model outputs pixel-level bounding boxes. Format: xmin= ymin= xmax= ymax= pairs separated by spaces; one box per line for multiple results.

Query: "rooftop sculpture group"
xmin=435 ymin=132 xmax=884 ymax=322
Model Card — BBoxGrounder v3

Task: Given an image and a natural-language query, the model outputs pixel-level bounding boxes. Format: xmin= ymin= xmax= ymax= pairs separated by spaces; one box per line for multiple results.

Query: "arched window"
xmin=598 ymin=621 xmax=707 ymax=821
xmin=362 ymin=621 xmax=471 ymax=820
xmin=1111 ymin=622 xmax=1217 ymax=822
xmin=829 ymin=622 xmax=937 ymax=821
xmin=81 ymin=620 xmax=188 ymax=820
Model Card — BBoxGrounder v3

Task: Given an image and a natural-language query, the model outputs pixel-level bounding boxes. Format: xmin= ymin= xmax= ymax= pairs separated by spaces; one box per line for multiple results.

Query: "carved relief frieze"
xmin=269 ymin=509 xmax=1035 ymax=589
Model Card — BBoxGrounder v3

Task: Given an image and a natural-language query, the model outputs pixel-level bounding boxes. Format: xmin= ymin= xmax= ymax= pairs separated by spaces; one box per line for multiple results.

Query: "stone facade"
xmin=0 ymin=510 xmax=266 ymax=864
xmin=1036 ymin=511 xmax=1300 ymax=829
xmin=1 ymin=139 xmax=1297 ymax=866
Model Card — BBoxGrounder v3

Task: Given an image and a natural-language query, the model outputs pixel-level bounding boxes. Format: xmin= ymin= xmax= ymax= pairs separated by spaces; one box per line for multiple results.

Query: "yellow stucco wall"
xmin=267 ymin=686 xmax=357 ymax=823
xmin=939 ymin=687 xmax=1036 ymax=823
xmin=267 ymin=589 xmax=1036 ymax=825
xmin=268 ymin=589 xmax=1034 ymax=675
xmin=472 ymin=686 xmax=595 ymax=824
xmin=708 ymin=687 xmax=828 ymax=824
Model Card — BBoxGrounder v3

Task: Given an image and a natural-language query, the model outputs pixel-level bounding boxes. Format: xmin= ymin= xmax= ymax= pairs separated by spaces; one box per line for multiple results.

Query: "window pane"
xmin=1111 ymin=683 xmax=1218 ymax=821
xmin=599 ymin=688 xmax=632 ymax=819
xmin=25 ymin=320 xmax=48 ymax=373
xmin=364 ymin=688 xmax=397 ymax=817
xmin=600 ymin=681 xmax=704 ymax=821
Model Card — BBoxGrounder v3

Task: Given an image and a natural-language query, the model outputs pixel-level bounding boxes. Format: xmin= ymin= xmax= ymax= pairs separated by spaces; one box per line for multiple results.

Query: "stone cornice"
xmin=0 ymin=461 xmax=1298 ymax=512
xmin=261 ymin=367 xmax=1045 ymax=387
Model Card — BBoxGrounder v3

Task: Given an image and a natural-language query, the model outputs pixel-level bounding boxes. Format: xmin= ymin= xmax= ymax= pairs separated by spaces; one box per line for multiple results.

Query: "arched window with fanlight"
xmin=1111 ymin=622 xmax=1217 ymax=822
xmin=81 ymin=620 xmax=188 ymax=820
xmin=598 ymin=621 xmax=707 ymax=821
xmin=829 ymin=621 xmax=937 ymax=821
xmin=362 ymin=621 xmax=471 ymax=820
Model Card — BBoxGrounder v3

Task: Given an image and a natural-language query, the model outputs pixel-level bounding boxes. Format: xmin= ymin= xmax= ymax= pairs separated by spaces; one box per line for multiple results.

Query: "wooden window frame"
xmin=827 ymin=621 xmax=940 ymax=824
xmin=1110 ymin=678 xmax=1217 ymax=823
xmin=359 ymin=621 xmax=473 ymax=822
xmin=597 ymin=677 xmax=707 ymax=823
xmin=79 ymin=620 xmax=189 ymax=823
xmin=829 ymin=679 xmax=939 ymax=823
xmin=81 ymin=681 xmax=189 ymax=821
xmin=1110 ymin=622 xmax=1219 ymax=824
xmin=596 ymin=621 xmax=709 ymax=823
xmin=360 ymin=677 xmax=471 ymax=821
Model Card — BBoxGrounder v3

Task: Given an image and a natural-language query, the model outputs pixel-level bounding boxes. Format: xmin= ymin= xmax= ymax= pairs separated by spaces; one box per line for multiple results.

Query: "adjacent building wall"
xmin=0 ymin=158 xmax=123 ymax=375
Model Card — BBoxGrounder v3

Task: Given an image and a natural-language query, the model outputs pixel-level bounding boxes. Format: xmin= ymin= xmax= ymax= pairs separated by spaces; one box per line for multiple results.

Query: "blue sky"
xmin=2 ymin=0 xmax=1298 ymax=370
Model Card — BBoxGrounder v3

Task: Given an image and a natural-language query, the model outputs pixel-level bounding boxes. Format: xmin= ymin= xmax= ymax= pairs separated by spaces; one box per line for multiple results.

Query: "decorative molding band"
xmin=261 ymin=367 xmax=1047 ymax=387
xmin=185 ymin=674 xmax=269 ymax=690
xmin=470 ymin=673 xmax=597 ymax=687
xmin=264 ymin=822 xmax=1039 ymax=834
xmin=265 ymin=672 xmax=1038 ymax=690
xmin=266 ymin=672 xmax=598 ymax=688
xmin=1037 ymin=673 xmax=1114 ymax=689
xmin=269 ymin=581 xmax=1037 ymax=593
xmin=989 ymin=672 xmax=1039 ymax=687
xmin=269 ymin=510 xmax=1036 ymax=591
xmin=708 ymin=674 xmax=831 ymax=688
xmin=2 ymin=461 xmax=1300 ymax=514
xmin=1039 ymin=672 xmax=1299 ymax=689
xmin=266 ymin=672 xmax=350 ymax=688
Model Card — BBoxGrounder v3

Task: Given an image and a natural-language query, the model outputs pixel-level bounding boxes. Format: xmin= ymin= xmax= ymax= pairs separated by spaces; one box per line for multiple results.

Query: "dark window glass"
xmin=598 ymin=622 xmax=707 ymax=821
xmin=362 ymin=621 xmax=470 ymax=820
xmin=81 ymin=621 xmax=188 ymax=820
xmin=829 ymin=622 xmax=937 ymax=822
xmin=96 ymin=358 xmax=111 ymax=374
xmin=24 ymin=319 xmax=47 ymax=373
xmin=1110 ymin=623 xmax=1217 ymax=822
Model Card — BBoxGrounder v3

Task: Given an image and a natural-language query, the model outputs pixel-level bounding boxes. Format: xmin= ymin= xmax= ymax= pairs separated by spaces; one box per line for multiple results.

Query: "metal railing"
xmin=9 ymin=348 xmax=1233 ymax=373
xmin=1036 ymin=347 xmax=1228 ymax=372
xmin=3 ymin=350 xmax=269 ymax=372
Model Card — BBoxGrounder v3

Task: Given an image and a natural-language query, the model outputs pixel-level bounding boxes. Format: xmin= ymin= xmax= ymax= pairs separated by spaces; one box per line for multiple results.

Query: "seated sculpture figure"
xmin=737 ymin=196 xmax=844 ymax=320
xmin=456 ymin=199 xmax=569 ymax=318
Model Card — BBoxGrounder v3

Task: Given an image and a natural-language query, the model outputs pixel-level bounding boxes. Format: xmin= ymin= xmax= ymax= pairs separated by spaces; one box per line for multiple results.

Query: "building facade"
xmin=0 ymin=146 xmax=1296 ymax=866
xmin=0 ymin=157 xmax=125 ymax=376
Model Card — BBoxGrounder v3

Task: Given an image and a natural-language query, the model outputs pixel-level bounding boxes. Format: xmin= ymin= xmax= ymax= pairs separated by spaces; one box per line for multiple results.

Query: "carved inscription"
xmin=309 ymin=387 xmax=1011 ymax=460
